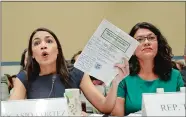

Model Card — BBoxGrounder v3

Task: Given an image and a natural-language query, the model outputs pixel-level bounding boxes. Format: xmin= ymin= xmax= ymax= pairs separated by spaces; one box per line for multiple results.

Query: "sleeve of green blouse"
xmin=117 ymin=79 xmax=126 ymax=98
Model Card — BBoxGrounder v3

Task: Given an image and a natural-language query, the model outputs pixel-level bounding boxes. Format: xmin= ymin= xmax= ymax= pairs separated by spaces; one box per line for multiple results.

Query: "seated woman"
xmin=9 ymin=27 xmax=128 ymax=114
xmin=1 ymin=74 xmax=15 ymax=100
xmin=1 ymin=48 xmax=28 ymax=98
xmin=175 ymin=60 xmax=185 ymax=71
xmin=172 ymin=61 xmax=180 ymax=70
xmin=4 ymin=74 xmax=17 ymax=94
xmin=70 ymin=50 xmax=82 ymax=64
xmin=111 ymin=22 xmax=184 ymax=116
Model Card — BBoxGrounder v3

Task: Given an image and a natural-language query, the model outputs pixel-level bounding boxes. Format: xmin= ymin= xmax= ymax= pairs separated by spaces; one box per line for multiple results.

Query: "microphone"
xmin=48 ymin=74 xmax=57 ymax=98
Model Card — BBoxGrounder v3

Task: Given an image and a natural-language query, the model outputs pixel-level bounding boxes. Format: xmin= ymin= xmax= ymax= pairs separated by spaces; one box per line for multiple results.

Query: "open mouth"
xmin=42 ymin=51 xmax=49 ymax=57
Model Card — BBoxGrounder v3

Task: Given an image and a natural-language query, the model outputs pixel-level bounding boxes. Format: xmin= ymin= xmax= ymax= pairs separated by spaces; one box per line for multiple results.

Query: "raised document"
xmin=74 ymin=19 xmax=139 ymax=86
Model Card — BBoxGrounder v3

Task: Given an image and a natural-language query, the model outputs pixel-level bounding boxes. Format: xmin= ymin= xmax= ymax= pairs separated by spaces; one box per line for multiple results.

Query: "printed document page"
xmin=74 ymin=19 xmax=139 ymax=86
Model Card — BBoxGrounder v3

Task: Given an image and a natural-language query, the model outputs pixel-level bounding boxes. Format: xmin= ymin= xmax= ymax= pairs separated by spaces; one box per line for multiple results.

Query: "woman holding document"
xmin=9 ymin=27 xmax=129 ymax=114
xmin=111 ymin=22 xmax=184 ymax=116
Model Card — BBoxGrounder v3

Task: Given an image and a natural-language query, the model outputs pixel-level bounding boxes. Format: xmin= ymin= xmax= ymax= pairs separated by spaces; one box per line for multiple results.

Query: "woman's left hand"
xmin=81 ymin=111 xmax=88 ymax=116
xmin=113 ymin=58 xmax=130 ymax=85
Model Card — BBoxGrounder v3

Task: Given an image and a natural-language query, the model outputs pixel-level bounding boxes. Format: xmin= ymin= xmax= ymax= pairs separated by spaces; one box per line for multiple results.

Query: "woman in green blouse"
xmin=111 ymin=22 xmax=184 ymax=116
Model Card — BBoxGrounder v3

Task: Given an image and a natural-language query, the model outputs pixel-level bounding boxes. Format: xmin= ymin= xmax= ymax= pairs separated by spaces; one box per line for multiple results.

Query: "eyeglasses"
xmin=135 ymin=35 xmax=157 ymax=43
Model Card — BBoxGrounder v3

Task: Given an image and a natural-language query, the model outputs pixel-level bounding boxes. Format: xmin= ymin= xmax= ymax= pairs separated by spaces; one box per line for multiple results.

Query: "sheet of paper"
xmin=74 ymin=19 xmax=139 ymax=86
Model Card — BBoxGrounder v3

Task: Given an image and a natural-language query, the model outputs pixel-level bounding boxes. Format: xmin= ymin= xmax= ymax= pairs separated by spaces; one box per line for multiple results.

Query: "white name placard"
xmin=142 ymin=92 xmax=185 ymax=116
xmin=1 ymin=98 xmax=69 ymax=116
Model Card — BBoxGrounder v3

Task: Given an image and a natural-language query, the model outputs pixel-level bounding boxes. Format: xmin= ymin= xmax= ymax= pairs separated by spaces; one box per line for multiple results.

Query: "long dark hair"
xmin=26 ymin=27 xmax=71 ymax=88
xmin=129 ymin=22 xmax=173 ymax=81
xmin=20 ymin=48 xmax=28 ymax=71
xmin=71 ymin=50 xmax=82 ymax=64
xmin=4 ymin=74 xmax=16 ymax=92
